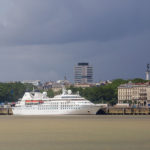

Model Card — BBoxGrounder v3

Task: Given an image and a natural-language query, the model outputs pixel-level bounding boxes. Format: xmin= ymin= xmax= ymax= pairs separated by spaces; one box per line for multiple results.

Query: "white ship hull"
xmin=12 ymin=105 xmax=101 ymax=115
xmin=12 ymin=88 xmax=107 ymax=115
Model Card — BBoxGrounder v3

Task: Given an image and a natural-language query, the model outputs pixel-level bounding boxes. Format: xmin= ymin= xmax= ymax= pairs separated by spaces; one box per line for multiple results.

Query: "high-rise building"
xmin=74 ymin=63 xmax=93 ymax=84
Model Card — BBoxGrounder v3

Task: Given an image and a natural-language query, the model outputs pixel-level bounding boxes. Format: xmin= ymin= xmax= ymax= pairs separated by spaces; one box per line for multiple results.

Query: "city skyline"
xmin=0 ymin=0 xmax=150 ymax=82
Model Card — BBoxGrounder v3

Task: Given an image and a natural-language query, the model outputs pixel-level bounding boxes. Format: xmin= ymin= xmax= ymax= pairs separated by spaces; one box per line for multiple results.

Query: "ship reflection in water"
xmin=0 ymin=115 xmax=150 ymax=150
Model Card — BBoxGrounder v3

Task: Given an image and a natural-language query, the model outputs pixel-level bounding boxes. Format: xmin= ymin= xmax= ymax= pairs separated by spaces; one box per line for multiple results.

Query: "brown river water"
xmin=0 ymin=115 xmax=150 ymax=150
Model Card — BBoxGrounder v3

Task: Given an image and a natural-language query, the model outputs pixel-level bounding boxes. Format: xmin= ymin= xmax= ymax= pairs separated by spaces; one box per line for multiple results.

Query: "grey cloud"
xmin=0 ymin=0 xmax=149 ymax=82
xmin=0 ymin=0 xmax=150 ymax=46
xmin=0 ymin=29 xmax=150 ymax=82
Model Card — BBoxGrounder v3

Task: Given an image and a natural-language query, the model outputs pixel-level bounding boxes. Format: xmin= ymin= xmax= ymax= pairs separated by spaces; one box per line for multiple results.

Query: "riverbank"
xmin=0 ymin=108 xmax=12 ymax=115
xmin=98 ymin=107 xmax=150 ymax=115
xmin=1 ymin=107 xmax=150 ymax=115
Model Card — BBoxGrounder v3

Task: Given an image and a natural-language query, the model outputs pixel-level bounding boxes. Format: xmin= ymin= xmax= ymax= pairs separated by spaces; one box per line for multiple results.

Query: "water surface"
xmin=0 ymin=115 xmax=150 ymax=150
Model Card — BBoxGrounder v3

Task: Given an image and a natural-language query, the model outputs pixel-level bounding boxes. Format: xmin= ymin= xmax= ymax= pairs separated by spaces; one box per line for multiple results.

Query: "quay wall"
xmin=0 ymin=108 xmax=13 ymax=115
xmin=0 ymin=107 xmax=150 ymax=115
xmin=98 ymin=107 xmax=150 ymax=115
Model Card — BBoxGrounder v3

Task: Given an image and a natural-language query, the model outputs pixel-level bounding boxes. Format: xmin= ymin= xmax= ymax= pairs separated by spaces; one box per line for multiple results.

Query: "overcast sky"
xmin=0 ymin=0 xmax=150 ymax=82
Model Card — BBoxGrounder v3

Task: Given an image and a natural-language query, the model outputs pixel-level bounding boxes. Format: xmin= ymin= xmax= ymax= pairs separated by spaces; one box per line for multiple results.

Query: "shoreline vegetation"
xmin=0 ymin=78 xmax=148 ymax=104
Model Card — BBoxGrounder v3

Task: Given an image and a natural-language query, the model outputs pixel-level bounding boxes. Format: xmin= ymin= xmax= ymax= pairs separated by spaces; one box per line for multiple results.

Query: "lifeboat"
xmin=25 ymin=100 xmax=44 ymax=104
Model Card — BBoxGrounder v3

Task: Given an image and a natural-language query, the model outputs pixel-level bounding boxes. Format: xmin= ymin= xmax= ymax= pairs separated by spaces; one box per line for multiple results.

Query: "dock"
xmin=0 ymin=108 xmax=13 ymax=115
xmin=98 ymin=107 xmax=150 ymax=115
xmin=0 ymin=107 xmax=150 ymax=115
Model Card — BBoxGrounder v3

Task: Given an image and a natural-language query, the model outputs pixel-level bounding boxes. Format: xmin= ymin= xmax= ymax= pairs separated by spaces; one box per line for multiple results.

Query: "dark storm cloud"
xmin=0 ymin=0 xmax=150 ymax=81
xmin=0 ymin=0 xmax=150 ymax=45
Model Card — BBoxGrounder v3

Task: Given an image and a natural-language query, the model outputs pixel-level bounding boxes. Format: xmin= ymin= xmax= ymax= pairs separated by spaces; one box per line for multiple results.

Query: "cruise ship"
xmin=12 ymin=88 xmax=107 ymax=115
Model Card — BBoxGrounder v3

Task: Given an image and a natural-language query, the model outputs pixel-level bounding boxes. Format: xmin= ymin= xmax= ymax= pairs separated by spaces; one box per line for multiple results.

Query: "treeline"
xmin=0 ymin=82 xmax=34 ymax=103
xmin=0 ymin=78 xmax=148 ymax=104
xmin=0 ymin=82 xmax=60 ymax=103
xmin=68 ymin=78 xmax=148 ymax=105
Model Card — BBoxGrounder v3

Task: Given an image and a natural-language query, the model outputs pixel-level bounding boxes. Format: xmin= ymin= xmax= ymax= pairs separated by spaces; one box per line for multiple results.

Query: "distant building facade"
xmin=43 ymin=80 xmax=71 ymax=92
xmin=74 ymin=63 xmax=93 ymax=84
xmin=118 ymin=82 xmax=150 ymax=106
xmin=74 ymin=83 xmax=93 ymax=88
xmin=21 ymin=80 xmax=42 ymax=86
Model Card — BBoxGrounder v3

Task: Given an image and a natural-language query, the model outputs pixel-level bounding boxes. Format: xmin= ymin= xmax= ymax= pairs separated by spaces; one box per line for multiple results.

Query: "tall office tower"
xmin=74 ymin=63 xmax=93 ymax=84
